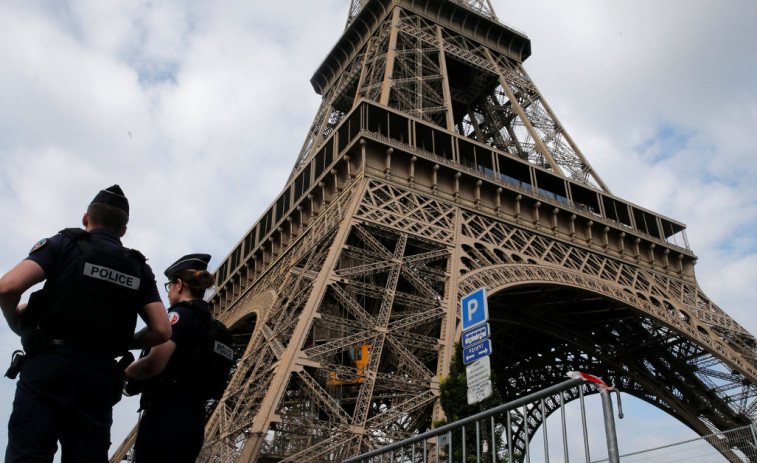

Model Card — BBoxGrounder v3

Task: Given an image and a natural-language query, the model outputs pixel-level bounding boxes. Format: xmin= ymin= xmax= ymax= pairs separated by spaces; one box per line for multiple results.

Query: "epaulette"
xmin=59 ymin=227 xmax=89 ymax=241
xmin=129 ymin=249 xmax=146 ymax=264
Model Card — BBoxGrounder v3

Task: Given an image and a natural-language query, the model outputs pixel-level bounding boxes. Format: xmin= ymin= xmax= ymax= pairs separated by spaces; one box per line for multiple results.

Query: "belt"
xmin=49 ymin=340 xmax=117 ymax=367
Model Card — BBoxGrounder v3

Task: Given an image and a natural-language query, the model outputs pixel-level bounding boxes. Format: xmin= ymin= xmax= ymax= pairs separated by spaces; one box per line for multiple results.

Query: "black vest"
xmin=31 ymin=228 xmax=144 ymax=355
xmin=143 ymin=300 xmax=234 ymax=402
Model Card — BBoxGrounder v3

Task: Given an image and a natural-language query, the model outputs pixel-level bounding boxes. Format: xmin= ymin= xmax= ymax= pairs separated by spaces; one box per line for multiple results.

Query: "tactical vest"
xmin=147 ymin=300 xmax=234 ymax=401
xmin=32 ymin=228 xmax=144 ymax=355
xmin=195 ymin=310 xmax=234 ymax=400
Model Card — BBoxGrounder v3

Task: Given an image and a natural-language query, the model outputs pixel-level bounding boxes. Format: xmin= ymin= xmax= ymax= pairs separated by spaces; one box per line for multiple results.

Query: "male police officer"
xmin=0 ymin=185 xmax=172 ymax=463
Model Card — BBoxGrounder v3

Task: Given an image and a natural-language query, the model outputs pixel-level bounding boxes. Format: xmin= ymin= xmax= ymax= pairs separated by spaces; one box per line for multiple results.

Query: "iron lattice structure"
xmin=110 ymin=1 xmax=757 ymax=462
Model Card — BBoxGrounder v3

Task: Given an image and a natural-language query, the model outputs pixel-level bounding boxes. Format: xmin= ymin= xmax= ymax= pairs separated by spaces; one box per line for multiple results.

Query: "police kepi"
xmin=91 ymin=184 xmax=129 ymax=214
xmin=163 ymin=253 xmax=211 ymax=278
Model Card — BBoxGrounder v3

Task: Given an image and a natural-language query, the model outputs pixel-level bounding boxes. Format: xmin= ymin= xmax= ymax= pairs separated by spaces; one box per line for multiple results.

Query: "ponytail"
xmin=171 ymin=269 xmax=215 ymax=299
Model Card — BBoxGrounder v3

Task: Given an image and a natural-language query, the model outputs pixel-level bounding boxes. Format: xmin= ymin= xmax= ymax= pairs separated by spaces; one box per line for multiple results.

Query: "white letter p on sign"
xmin=467 ymin=299 xmax=478 ymax=321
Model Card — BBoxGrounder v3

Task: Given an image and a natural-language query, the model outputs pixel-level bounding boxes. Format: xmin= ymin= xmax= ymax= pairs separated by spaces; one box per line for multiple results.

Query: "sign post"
xmin=460 ymin=287 xmax=493 ymax=403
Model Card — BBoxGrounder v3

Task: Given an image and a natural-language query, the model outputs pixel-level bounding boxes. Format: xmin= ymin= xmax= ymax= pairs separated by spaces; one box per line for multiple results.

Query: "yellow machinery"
xmin=327 ymin=345 xmax=371 ymax=386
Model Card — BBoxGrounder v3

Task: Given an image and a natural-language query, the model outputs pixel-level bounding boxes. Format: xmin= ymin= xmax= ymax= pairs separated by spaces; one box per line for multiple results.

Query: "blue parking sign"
xmin=461 ymin=287 xmax=488 ymax=331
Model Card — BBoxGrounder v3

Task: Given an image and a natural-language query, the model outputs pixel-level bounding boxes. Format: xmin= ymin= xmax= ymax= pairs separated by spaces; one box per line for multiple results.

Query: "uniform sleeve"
xmin=25 ymin=233 xmax=66 ymax=277
xmin=167 ymin=305 xmax=193 ymax=345
xmin=139 ymin=263 xmax=163 ymax=306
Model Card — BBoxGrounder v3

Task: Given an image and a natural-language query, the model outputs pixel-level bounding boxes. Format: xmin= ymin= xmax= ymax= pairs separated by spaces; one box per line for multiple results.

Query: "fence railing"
xmin=593 ymin=424 xmax=757 ymax=463
xmin=344 ymin=371 xmax=623 ymax=463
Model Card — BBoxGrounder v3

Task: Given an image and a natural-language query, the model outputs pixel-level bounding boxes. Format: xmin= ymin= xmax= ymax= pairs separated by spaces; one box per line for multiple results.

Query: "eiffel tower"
xmin=109 ymin=1 xmax=757 ymax=462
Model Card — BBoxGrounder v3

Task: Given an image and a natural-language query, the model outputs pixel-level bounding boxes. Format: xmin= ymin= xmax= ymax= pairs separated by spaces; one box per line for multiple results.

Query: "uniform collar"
xmin=88 ymin=227 xmax=123 ymax=245
xmin=175 ymin=299 xmax=210 ymax=310
xmin=173 ymin=299 xmax=212 ymax=318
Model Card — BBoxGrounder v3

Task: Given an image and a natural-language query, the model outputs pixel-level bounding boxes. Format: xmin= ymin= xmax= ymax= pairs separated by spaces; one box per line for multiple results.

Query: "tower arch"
xmin=459 ymin=264 xmax=757 ymax=440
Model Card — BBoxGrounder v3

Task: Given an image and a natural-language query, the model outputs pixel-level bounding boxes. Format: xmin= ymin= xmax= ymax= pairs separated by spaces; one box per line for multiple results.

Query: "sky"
xmin=0 ymin=0 xmax=756 ymax=460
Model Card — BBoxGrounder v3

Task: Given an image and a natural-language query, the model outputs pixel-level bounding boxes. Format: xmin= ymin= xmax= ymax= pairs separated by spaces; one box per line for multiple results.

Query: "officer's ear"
xmin=82 ymin=213 xmax=90 ymax=230
xmin=118 ymin=225 xmax=127 ymax=238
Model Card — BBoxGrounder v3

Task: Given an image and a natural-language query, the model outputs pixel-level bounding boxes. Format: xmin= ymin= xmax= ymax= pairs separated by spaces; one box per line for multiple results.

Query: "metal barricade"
xmin=344 ymin=372 xmax=622 ymax=463
xmin=593 ymin=424 xmax=757 ymax=463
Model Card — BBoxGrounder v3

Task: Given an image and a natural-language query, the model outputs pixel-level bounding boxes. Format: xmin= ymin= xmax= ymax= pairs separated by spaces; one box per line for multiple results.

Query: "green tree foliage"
xmin=438 ymin=342 xmax=502 ymax=421
xmin=434 ymin=342 xmax=523 ymax=462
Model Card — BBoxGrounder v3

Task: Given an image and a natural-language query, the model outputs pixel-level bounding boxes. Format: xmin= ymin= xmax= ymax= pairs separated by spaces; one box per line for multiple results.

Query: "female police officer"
xmin=125 ymin=253 xmax=216 ymax=463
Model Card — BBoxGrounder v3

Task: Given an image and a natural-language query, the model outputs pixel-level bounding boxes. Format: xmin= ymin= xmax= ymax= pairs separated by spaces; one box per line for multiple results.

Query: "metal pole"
xmin=506 ymin=412 xmax=513 ymax=463
xmin=491 ymin=416 xmax=496 ymax=463
xmin=476 ymin=420 xmax=481 ymax=462
xmin=523 ymin=405 xmax=530 ymax=463
xmin=579 ymin=387 xmax=590 ymax=463
xmin=560 ymin=391 xmax=569 ymax=463
xmin=442 ymin=431 xmax=452 ymax=463
xmin=462 ymin=426 xmax=466 ymax=463
xmin=541 ymin=398 xmax=549 ymax=463
xmin=599 ymin=388 xmax=620 ymax=463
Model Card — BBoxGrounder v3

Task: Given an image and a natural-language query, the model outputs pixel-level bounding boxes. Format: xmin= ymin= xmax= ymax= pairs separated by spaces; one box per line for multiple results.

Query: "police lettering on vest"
xmin=213 ymin=340 xmax=234 ymax=361
xmin=199 ymin=318 xmax=234 ymax=399
xmin=83 ymin=263 xmax=140 ymax=289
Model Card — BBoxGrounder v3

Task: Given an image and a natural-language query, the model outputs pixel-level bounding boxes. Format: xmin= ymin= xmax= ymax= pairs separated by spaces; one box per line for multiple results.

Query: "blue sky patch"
xmin=636 ymin=124 xmax=697 ymax=164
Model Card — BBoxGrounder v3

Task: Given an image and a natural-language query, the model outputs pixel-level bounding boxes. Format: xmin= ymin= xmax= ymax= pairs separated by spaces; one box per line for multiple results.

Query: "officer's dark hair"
xmin=87 ymin=202 xmax=129 ymax=232
xmin=171 ymin=269 xmax=215 ymax=299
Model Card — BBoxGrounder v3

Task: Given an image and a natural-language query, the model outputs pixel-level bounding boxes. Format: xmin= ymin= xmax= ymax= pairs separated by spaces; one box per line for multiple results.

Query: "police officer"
xmin=0 ymin=185 xmax=172 ymax=463
xmin=125 ymin=253 xmax=216 ymax=463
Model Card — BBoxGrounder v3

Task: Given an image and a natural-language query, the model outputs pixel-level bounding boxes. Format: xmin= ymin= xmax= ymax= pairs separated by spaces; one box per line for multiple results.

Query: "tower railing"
xmin=344 ymin=372 xmax=624 ymax=463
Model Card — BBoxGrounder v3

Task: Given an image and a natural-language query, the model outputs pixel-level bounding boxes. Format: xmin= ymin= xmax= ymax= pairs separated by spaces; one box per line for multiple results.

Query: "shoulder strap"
xmin=176 ymin=300 xmax=212 ymax=322
xmin=59 ymin=227 xmax=88 ymax=240
xmin=129 ymin=249 xmax=146 ymax=264
xmin=60 ymin=227 xmax=92 ymax=254
xmin=61 ymin=227 xmax=145 ymax=264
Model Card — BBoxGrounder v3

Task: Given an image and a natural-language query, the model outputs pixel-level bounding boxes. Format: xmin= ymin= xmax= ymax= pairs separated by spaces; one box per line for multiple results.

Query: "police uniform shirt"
xmin=163 ymin=300 xmax=211 ymax=377
xmin=133 ymin=300 xmax=210 ymax=461
xmin=26 ymin=228 xmax=161 ymax=308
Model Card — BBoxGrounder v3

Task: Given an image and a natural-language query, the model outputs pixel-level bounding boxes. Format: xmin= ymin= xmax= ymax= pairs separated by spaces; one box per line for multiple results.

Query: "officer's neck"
xmin=82 ymin=213 xmax=127 ymax=237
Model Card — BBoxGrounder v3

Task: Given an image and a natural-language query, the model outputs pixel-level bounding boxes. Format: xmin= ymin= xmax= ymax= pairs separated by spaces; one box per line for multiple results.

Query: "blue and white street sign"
xmin=461 ymin=287 xmax=489 ymax=331
xmin=462 ymin=339 xmax=492 ymax=365
xmin=462 ymin=323 xmax=490 ymax=348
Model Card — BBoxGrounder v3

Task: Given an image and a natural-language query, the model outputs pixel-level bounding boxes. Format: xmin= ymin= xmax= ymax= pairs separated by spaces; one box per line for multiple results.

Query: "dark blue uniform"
xmin=6 ymin=228 xmax=161 ymax=463
xmin=133 ymin=299 xmax=211 ymax=463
